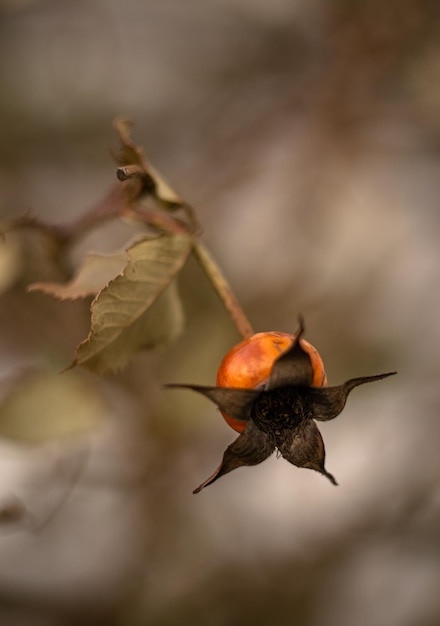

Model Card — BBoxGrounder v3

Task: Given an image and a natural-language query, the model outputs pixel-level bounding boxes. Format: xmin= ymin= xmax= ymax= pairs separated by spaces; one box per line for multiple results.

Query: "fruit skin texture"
xmin=216 ymin=331 xmax=327 ymax=433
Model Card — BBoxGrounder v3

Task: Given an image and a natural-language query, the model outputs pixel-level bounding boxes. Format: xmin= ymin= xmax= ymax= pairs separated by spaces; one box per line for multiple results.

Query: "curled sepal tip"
xmin=309 ymin=371 xmax=397 ymax=422
xmin=165 ymin=383 xmax=259 ymax=424
xmin=193 ymin=421 xmax=275 ymax=494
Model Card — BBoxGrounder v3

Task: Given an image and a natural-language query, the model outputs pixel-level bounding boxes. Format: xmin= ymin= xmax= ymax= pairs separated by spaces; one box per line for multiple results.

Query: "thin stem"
xmin=113 ymin=119 xmax=254 ymax=337
xmin=192 ymin=240 xmax=254 ymax=339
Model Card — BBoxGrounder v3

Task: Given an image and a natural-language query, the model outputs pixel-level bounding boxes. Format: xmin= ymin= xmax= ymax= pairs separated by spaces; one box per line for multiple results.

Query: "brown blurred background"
xmin=0 ymin=0 xmax=439 ymax=625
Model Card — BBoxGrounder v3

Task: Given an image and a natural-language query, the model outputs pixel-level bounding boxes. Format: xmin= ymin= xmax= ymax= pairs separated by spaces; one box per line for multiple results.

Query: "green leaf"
xmin=73 ymin=233 xmax=193 ymax=373
xmin=0 ymin=371 xmax=105 ymax=442
xmin=28 ymin=251 xmax=128 ymax=300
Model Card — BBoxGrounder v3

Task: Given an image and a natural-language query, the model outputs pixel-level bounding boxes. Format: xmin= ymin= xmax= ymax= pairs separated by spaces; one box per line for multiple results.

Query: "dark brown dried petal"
xmin=277 ymin=420 xmax=337 ymax=485
xmin=193 ymin=420 xmax=275 ymax=493
xmin=309 ymin=372 xmax=397 ymax=422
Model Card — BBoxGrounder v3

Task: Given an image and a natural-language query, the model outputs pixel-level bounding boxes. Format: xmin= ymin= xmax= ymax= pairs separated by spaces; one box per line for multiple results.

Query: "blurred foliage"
xmin=0 ymin=1 xmax=439 ymax=626
xmin=0 ymin=368 xmax=105 ymax=442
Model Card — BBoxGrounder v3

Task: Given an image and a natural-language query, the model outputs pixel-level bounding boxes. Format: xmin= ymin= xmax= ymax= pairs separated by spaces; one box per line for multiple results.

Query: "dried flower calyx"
xmin=168 ymin=319 xmax=396 ymax=493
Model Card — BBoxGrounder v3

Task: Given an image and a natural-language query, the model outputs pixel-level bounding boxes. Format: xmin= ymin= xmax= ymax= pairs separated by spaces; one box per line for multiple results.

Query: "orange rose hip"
xmin=216 ymin=331 xmax=327 ymax=433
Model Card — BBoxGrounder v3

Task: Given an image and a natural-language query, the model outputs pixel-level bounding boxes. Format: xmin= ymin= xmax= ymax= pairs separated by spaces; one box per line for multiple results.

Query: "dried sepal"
xmin=309 ymin=372 xmax=397 ymax=422
xmin=165 ymin=384 xmax=259 ymax=424
xmin=267 ymin=338 xmax=313 ymax=389
xmin=193 ymin=421 xmax=275 ymax=494
xmin=277 ymin=419 xmax=337 ymax=485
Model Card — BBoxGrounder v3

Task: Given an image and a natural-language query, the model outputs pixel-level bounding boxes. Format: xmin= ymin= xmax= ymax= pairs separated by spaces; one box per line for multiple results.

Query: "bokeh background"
xmin=0 ymin=1 xmax=440 ymax=625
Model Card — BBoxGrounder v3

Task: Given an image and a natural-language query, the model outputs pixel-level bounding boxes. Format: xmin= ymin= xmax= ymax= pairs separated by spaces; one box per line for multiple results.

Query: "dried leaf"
xmin=73 ymin=233 xmax=192 ymax=372
xmin=113 ymin=117 xmax=184 ymax=209
xmin=28 ymin=251 xmax=128 ymax=300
